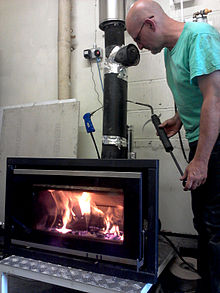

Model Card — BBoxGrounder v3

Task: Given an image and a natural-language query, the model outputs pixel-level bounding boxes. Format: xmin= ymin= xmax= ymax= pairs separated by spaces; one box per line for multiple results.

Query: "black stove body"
xmin=4 ymin=158 xmax=159 ymax=283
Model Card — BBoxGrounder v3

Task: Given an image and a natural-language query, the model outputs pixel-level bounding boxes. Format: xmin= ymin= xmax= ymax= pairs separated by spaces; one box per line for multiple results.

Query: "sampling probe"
xmin=128 ymin=100 xmax=186 ymax=186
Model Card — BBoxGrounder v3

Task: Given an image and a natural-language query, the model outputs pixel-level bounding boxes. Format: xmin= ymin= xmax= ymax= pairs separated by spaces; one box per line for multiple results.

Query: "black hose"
xmin=90 ymin=132 xmax=101 ymax=159
xmin=160 ymin=233 xmax=199 ymax=274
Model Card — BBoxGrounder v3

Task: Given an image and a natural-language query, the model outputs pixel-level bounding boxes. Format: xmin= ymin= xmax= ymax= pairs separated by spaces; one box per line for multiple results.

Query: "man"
xmin=126 ymin=1 xmax=220 ymax=292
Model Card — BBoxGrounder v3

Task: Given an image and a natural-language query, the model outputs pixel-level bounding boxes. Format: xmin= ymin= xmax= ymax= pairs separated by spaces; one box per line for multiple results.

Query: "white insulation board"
xmin=0 ymin=100 xmax=80 ymax=221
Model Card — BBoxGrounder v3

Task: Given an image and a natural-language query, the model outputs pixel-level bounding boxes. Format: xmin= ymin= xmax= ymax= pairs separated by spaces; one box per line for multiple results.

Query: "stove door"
xmin=6 ymin=168 xmax=143 ymax=267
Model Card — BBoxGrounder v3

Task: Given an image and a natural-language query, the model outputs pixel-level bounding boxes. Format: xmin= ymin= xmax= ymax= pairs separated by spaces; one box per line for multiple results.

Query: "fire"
xmin=48 ymin=190 xmax=72 ymax=234
xmin=37 ymin=189 xmax=124 ymax=241
xmin=104 ymin=215 xmax=122 ymax=239
xmin=110 ymin=225 xmax=119 ymax=234
xmin=56 ymin=226 xmax=72 ymax=234
xmin=78 ymin=192 xmax=91 ymax=215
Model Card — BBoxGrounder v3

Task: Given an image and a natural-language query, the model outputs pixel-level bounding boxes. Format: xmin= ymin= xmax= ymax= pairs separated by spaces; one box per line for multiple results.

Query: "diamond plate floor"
xmin=0 ymin=255 xmax=149 ymax=293
xmin=7 ymin=275 xmax=75 ymax=293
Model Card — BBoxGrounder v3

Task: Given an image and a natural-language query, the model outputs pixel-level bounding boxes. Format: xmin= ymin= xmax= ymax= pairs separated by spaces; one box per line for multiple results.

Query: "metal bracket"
xmin=102 ymin=135 xmax=127 ymax=150
xmin=136 ymin=230 xmax=146 ymax=272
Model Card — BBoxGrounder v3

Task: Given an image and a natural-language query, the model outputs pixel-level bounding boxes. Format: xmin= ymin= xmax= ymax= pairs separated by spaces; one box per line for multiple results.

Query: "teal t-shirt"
xmin=164 ymin=22 xmax=220 ymax=143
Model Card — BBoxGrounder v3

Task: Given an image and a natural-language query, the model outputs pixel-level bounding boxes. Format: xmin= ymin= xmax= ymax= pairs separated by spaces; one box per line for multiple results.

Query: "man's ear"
xmin=145 ymin=17 xmax=156 ymax=32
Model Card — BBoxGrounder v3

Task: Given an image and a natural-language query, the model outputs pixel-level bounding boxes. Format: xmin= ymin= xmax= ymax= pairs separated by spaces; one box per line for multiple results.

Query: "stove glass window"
xmin=33 ymin=186 xmax=124 ymax=243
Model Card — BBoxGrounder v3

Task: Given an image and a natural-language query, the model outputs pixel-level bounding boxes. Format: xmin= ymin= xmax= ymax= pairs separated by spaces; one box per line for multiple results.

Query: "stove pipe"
xmin=99 ymin=0 xmax=139 ymax=159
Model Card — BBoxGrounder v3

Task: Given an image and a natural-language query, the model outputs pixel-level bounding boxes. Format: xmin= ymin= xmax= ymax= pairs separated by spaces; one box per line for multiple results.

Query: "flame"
xmin=110 ymin=225 xmax=119 ymax=234
xmin=104 ymin=215 xmax=122 ymax=239
xmin=40 ymin=189 xmax=124 ymax=241
xmin=104 ymin=215 xmax=111 ymax=233
xmin=78 ymin=192 xmax=91 ymax=215
xmin=93 ymin=206 xmax=104 ymax=216
xmin=55 ymin=191 xmax=72 ymax=234
xmin=56 ymin=226 xmax=72 ymax=234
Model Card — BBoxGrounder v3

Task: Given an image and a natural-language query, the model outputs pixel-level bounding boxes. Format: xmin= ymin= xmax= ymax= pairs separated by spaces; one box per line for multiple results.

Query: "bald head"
xmin=126 ymin=0 xmax=166 ymax=37
xmin=126 ymin=0 xmax=184 ymax=53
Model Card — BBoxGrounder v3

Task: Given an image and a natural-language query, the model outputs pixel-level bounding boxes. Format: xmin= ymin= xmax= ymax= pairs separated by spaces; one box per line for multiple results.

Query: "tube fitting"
xmin=99 ymin=0 xmax=125 ymax=31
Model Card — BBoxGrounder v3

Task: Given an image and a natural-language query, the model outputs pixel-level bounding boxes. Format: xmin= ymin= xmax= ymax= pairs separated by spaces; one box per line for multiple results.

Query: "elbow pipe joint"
xmin=104 ymin=44 xmax=140 ymax=80
xmin=114 ymin=44 xmax=140 ymax=67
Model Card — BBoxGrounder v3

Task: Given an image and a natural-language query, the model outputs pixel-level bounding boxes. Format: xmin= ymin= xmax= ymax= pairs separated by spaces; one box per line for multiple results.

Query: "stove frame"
xmin=4 ymin=158 xmax=159 ymax=283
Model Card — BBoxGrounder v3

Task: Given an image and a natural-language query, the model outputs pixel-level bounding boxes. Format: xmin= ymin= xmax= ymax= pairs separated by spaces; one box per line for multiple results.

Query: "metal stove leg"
xmin=1 ymin=273 xmax=8 ymax=293
xmin=141 ymin=283 xmax=152 ymax=292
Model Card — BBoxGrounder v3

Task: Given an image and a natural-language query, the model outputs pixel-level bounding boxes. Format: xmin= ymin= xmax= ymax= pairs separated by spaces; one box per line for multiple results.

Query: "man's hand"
xmin=159 ymin=112 xmax=182 ymax=138
xmin=181 ymin=159 xmax=208 ymax=191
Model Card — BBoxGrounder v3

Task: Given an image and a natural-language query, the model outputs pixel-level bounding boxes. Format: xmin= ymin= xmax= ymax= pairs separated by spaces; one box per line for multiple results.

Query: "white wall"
xmin=71 ymin=0 xmax=104 ymax=158
xmin=0 ymin=0 xmax=58 ymax=106
xmin=0 ymin=0 xmax=219 ymax=233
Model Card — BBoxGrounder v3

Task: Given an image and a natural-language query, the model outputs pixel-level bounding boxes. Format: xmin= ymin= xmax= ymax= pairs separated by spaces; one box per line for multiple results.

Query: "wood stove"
xmin=4 ymin=158 xmax=159 ymax=283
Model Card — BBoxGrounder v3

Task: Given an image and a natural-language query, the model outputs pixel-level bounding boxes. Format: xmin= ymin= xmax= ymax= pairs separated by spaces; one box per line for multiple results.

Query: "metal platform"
xmin=0 ymin=255 xmax=153 ymax=293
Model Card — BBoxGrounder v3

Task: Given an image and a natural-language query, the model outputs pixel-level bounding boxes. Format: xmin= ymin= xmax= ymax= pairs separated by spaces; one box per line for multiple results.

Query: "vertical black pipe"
xmin=101 ymin=22 xmax=128 ymax=159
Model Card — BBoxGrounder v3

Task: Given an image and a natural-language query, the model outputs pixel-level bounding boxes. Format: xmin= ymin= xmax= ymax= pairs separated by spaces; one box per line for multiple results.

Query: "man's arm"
xmin=182 ymin=70 xmax=220 ymax=191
